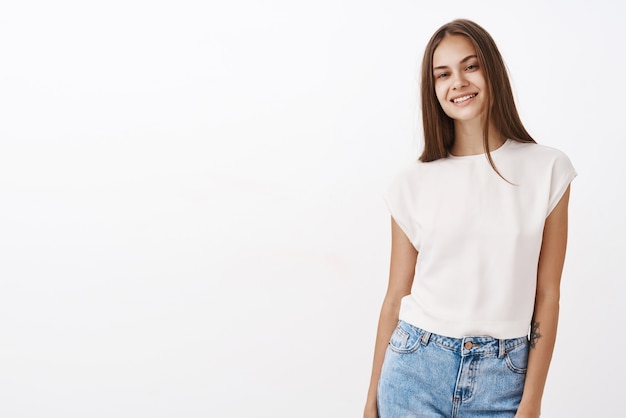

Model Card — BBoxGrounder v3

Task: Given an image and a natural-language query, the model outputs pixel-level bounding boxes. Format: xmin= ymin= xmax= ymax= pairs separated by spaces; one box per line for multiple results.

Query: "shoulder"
xmin=507 ymin=140 xmax=576 ymax=171
xmin=508 ymin=140 xmax=572 ymax=161
xmin=506 ymin=140 xmax=577 ymax=193
xmin=385 ymin=160 xmax=429 ymax=200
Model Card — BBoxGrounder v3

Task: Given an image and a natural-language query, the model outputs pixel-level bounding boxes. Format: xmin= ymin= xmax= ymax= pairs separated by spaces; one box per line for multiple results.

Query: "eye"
xmin=466 ymin=63 xmax=479 ymax=71
xmin=435 ymin=72 xmax=448 ymax=79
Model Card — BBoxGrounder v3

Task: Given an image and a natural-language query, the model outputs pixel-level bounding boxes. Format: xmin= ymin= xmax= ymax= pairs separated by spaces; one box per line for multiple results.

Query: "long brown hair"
xmin=419 ymin=19 xmax=535 ymax=171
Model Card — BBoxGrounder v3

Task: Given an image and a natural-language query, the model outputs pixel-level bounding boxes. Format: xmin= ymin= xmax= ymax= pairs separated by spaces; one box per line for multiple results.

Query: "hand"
xmin=514 ymin=401 xmax=541 ymax=418
xmin=363 ymin=403 xmax=378 ymax=418
xmin=514 ymin=412 xmax=540 ymax=418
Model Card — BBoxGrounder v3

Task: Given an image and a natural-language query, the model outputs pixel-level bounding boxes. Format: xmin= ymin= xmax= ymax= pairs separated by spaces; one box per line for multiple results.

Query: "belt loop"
xmin=420 ymin=331 xmax=431 ymax=346
xmin=498 ymin=339 xmax=506 ymax=358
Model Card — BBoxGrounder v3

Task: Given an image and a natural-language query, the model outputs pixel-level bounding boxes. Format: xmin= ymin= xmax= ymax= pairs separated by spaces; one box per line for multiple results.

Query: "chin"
xmin=443 ymin=108 xmax=485 ymax=123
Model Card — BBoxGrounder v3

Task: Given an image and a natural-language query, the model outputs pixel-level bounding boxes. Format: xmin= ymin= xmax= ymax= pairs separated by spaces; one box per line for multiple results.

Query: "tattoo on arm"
xmin=530 ymin=321 xmax=542 ymax=349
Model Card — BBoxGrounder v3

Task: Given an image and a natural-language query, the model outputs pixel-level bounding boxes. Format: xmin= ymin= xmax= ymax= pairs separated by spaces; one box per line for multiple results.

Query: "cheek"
xmin=471 ymin=74 xmax=488 ymax=93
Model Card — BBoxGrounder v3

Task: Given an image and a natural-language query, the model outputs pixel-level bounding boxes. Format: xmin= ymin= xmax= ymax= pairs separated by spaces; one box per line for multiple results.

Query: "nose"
xmin=451 ymin=72 xmax=469 ymax=90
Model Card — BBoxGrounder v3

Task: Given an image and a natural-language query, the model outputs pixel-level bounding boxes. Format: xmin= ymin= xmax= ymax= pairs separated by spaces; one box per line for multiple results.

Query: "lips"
xmin=451 ymin=93 xmax=477 ymax=103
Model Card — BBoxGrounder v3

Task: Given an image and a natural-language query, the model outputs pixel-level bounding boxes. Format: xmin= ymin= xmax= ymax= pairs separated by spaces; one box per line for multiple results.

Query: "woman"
xmin=364 ymin=19 xmax=576 ymax=417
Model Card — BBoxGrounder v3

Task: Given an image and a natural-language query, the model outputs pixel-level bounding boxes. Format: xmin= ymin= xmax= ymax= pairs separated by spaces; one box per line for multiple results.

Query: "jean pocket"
xmin=388 ymin=321 xmax=422 ymax=354
xmin=505 ymin=341 xmax=529 ymax=374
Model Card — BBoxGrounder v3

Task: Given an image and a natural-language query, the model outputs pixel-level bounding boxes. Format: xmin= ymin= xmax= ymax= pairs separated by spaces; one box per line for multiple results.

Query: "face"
xmin=432 ymin=35 xmax=488 ymax=123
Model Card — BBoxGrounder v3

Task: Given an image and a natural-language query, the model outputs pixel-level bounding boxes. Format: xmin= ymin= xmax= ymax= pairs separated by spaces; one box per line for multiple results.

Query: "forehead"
xmin=433 ymin=35 xmax=477 ymax=67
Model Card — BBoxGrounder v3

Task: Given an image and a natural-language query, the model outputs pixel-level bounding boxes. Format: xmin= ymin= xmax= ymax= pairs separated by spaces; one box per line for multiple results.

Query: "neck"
xmin=451 ymin=119 xmax=504 ymax=156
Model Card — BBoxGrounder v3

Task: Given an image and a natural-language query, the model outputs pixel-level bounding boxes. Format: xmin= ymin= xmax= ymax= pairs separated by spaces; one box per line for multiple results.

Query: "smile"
xmin=451 ymin=93 xmax=477 ymax=103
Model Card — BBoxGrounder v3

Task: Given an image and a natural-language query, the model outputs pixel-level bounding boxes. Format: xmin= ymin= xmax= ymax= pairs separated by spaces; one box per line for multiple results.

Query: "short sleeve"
xmin=384 ymin=166 xmax=422 ymax=249
xmin=546 ymin=151 xmax=577 ymax=216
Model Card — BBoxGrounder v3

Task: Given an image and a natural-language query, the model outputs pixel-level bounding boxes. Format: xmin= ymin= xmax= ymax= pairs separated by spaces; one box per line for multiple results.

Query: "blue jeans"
xmin=378 ymin=320 xmax=529 ymax=417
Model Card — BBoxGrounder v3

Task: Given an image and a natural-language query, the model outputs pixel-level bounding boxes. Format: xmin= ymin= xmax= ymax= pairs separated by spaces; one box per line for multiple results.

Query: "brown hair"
xmin=419 ymin=19 xmax=535 ymax=171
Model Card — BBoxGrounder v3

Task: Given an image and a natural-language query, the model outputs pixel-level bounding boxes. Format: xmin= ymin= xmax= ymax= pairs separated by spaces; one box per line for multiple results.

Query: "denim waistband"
xmin=403 ymin=321 xmax=528 ymax=358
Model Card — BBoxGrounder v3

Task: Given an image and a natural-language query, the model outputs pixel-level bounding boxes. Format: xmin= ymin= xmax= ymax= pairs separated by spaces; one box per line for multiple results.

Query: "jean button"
xmin=464 ymin=341 xmax=473 ymax=350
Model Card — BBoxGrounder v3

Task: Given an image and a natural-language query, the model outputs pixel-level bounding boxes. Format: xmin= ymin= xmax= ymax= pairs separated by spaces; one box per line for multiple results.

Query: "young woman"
xmin=364 ymin=19 xmax=576 ymax=417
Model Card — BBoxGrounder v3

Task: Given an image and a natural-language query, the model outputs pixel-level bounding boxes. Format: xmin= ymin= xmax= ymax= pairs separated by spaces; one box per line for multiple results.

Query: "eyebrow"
xmin=433 ymin=55 xmax=478 ymax=71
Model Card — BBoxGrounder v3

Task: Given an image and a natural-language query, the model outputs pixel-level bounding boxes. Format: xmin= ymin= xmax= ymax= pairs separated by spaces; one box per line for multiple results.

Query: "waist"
xmin=399 ymin=319 xmax=528 ymax=356
xmin=399 ymin=294 xmax=533 ymax=339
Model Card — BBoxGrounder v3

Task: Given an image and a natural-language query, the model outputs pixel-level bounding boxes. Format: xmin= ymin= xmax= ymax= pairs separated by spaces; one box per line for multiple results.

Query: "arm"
xmin=364 ymin=218 xmax=418 ymax=418
xmin=516 ymin=185 xmax=571 ymax=417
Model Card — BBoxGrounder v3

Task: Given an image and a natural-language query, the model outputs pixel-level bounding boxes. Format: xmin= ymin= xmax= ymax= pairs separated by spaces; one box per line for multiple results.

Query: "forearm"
xmin=364 ymin=298 xmax=402 ymax=415
xmin=516 ymin=293 xmax=560 ymax=417
xmin=365 ymin=218 xmax=417 ymax=417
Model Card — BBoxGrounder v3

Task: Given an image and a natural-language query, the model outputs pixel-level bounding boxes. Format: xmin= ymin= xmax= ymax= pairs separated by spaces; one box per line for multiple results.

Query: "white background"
xmin=0 ymin=0 xmax=623 ymax=417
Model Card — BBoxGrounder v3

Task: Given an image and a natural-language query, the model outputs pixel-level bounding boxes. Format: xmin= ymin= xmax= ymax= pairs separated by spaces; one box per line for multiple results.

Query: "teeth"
xmin=452 ymin=94 xmax=476 ymax=103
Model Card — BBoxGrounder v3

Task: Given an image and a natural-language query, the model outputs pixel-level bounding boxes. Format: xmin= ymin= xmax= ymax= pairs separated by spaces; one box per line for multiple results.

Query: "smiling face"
xmin=432 ymin=35 xmax=488 ymax=124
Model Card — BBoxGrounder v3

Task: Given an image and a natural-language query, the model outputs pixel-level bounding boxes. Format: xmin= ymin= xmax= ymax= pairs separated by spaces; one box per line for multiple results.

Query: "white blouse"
xmin=385 ymin=139 xmax=577 ymax=339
